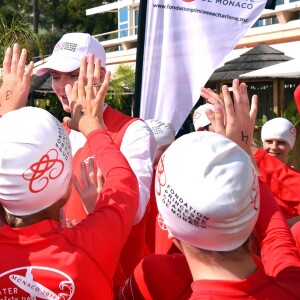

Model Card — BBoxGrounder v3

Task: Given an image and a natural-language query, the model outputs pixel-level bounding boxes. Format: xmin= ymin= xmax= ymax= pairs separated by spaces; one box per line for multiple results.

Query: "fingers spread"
xmin=3 ymin=47 xmax=12 ymax=75
xmin=11 ymin=44 xmax=20 ymax=75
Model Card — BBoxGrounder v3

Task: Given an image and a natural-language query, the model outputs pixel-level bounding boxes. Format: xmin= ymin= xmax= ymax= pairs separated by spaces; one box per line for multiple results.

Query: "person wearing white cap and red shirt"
xmin=0 ymin=45 xmax=139 ymax=299
xmin=118 ymin=79 xmax=300 ymax=300
xmin=192 ymin=103 xmax=214 ymax=132
xmin=261 ymin=117 xmax=296 ymax=165
xmin=200 ymin=85 xmax=300 ymax=221
xmin=257 ymin=117 xmax=300 ymax=220
xmin=143 ymin=119 xmax=176 ymax=255
xmin=35 ymin=33 xmax=156 ymax=289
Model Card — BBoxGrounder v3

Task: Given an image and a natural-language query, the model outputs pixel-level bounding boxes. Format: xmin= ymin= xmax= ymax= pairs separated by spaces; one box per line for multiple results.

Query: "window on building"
xmin=120 ymin=23 xmax=129 ymax=37
xmin=119 ymin=6 xmax=129 ymax=39
xmin=253 ymin=16 xmax=279 ymax=27
xmin=134 ymin=8 xmax=139 ymax=34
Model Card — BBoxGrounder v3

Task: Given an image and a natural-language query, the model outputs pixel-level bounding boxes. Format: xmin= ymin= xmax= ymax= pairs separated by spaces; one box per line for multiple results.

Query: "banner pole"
xmin=133 ymin=0 xmax=148 ymax=118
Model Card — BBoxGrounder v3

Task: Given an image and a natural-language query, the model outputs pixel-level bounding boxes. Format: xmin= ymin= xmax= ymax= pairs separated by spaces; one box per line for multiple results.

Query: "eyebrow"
xmin=50 ymin=71 xmax=80 ymax=75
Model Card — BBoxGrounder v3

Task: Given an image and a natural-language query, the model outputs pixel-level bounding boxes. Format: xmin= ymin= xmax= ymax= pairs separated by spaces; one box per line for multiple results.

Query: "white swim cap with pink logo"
xmin=192 ymin=103 xmax=214 ymax=131
xmin=261 ymin=117 xmax=296 ymax=149
xmin=0 ymin=107 xmax=72 ymax=216
xmin=155 ymin=131 xmax=259 ymax=251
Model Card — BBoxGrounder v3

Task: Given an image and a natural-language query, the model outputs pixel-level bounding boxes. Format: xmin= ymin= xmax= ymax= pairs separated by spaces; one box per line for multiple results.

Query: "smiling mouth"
xmin=269 ymin=152 xmax=279 ymax=157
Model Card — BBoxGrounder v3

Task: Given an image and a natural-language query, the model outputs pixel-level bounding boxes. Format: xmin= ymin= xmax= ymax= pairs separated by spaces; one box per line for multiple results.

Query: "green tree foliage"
xmin=0 ymin=17 xmax=40 ymax=63
xmin=0 ymin=0 xmax=117 ymax=39
xmin=65 ymin=0 xmax=117 ymax=36
xmin=0 ymin=1 xmax=29 ymax=24
xmin=33 ymin=0 xmax=116 ymax=36
xmin=106 ymin=64 xmax=135 ymax=116
xmin=33 ymin=95 xmax=69 ymax=122
xmin=0 ymin=0 xmax=118 ymax=67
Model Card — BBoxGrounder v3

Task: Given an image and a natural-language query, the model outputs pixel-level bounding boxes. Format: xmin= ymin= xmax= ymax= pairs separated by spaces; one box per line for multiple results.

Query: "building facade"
xmin=86 ymin=0 xmax=300 ymax=71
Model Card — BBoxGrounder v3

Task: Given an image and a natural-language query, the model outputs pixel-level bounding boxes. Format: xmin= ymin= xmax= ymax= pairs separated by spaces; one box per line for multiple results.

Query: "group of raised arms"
xmin=0 ymin=34 xmax=300 ymax=299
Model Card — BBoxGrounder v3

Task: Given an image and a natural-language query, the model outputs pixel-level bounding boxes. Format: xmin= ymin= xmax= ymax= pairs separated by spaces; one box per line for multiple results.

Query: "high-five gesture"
xmin=201 ymin=78 xmax=258 ymax=157
xmin=63 ymin=54 xmax=111 ymax=136
xmin=0 ymin=44 xmax=34 ymax=116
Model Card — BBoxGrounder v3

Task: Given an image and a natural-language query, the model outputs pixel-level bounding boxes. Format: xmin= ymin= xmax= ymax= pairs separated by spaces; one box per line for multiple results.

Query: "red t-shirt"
xmin=254 ymin=148 xmax=300 ymax=217
xmin=118 ymin=253 xmax=193 ymax=300
xmin=0 ymin=130 xmax=139 ymax=299
xmin=190 ymin=181 xmax=300 ymax=299
xmin=118 ymin=180 xmax=300 ymax=299
xmin=190 ymin=268 xmax=299 ymax=299
xmin=291 ymin=221 xmax=300 ymax=253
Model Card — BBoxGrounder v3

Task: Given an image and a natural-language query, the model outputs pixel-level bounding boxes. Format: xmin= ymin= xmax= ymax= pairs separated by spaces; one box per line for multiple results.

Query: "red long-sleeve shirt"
xmin=0 ymin=129 xmax=139 ymax=299
xmin=254 ymin=148 xmax=300 ymax=217
xmin=118 ymin=181 xmax=300 ymax=300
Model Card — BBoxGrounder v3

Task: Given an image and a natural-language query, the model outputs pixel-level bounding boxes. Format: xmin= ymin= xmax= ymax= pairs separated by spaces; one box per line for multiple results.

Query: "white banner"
xmin=139 ymin=0 xmax=268 ymax=133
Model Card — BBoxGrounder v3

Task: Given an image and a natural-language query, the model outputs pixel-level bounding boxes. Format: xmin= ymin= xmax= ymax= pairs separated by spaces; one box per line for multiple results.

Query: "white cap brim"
xmin=36 ymin=56 xmax=82 ymax=76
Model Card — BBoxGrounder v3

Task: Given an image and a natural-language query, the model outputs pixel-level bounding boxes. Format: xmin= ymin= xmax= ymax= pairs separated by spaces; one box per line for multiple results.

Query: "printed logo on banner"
xmin=0 ymin=266 xmax=75 ymax=299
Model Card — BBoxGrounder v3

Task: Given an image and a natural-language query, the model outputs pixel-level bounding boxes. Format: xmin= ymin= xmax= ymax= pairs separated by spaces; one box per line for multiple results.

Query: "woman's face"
xmin=51 ymin=70 xmax=80 ymax=113
xmin=262 ymin=138 xmax=291 ymax=164
xmin=51 ymin=67 xmax=106 ymax=113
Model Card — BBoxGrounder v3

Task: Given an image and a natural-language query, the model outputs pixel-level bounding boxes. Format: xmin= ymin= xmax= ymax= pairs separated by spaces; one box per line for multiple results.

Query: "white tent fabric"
xmin=240 ymin=58 xmax=300 ymax=78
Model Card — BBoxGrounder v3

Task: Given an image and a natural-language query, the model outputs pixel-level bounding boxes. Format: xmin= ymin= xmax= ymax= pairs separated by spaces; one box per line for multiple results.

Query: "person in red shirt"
xmin=0 ymin=44 xmax=139 ymax=299
xmin=200 ymin=85 xmax=300 ymax=220
xmin=260 ymin=117 xmax=296 ymax=165
xmin=144 ymin=119 xmax=176 ymax=255
xmin=35 ymin=33 xmax=156 ymax=290
xmin=118 ymin=79 xmax=300 ymax=300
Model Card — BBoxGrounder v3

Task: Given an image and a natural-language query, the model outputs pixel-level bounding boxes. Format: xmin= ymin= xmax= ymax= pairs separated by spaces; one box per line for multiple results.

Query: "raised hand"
xmin=63 ymin=54 xmax=111 ymax=136
xmin=201 ymin=79 xmax=258 ymax=157
xmin=73 ymin=158 xmax=104 ymax=214
xmin=0 ymin=44 xmax=34 ymax=116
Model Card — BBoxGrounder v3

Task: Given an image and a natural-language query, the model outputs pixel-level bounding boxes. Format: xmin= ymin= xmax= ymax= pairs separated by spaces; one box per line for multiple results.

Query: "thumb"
xmin=63 ymin=116 xmax=72 ymax=128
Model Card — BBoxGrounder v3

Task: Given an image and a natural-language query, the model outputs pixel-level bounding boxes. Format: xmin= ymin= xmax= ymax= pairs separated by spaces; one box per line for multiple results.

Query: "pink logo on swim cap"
xmin=23 ymin=149 xmax=64 ymax=193
xmin=156 ymin=155 xmax=167 ymax=196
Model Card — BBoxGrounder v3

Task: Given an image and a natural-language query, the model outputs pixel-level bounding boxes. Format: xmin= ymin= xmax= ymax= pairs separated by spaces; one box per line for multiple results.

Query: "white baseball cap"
xmin=261 ymin=117 xmax=296 ymax=149
xmin=0 ymin=107 xmax=72 ymax=216
xmin=193 ymin=103 xmax=214 ymax=131
xmin=155 ymin=131 xmax=260 ymax=251
xmin=145 ymin=119 xmax=175 ymax=148
xmin=36 ymin=33 xmax=106 ymax=76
